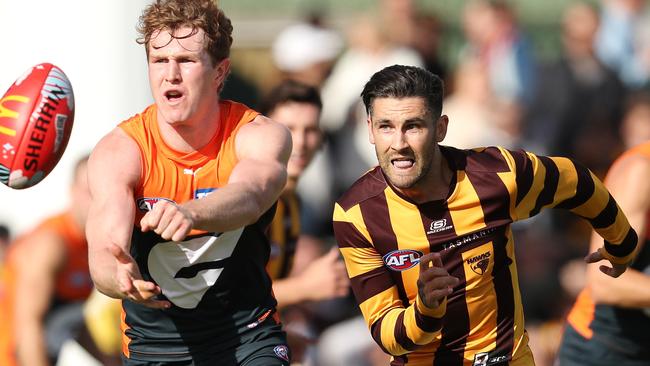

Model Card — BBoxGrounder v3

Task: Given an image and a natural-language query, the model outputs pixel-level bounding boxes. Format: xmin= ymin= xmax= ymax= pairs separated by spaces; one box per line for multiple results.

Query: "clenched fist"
xmin=417 ymin=252 xmax=458 ymax=309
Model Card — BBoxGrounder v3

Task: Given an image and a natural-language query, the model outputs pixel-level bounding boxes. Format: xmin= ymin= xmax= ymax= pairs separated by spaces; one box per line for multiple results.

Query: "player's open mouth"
xmin=392 ymin=159 xmax=414 ymax=169
xmin=165 ymin=90 xmax=184 ymax=102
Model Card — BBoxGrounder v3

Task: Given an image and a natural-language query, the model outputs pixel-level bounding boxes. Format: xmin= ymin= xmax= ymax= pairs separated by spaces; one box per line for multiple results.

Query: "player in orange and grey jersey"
xmin=332 ymin=65 xmax=637 ymax=366
xmin=85 ymin=1 xmax=292 ymax=365
xmin=558 ymin=140 xmax=650 ymax=366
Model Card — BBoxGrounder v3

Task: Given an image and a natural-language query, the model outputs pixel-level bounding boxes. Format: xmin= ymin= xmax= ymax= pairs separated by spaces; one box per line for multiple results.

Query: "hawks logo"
xmin=466 ymin=251 xmax=491 ymax=275
xmin=136 ymin=197 xmax=175 ymax=212
xmin=383 ymin=249 xmax=422 ymax=271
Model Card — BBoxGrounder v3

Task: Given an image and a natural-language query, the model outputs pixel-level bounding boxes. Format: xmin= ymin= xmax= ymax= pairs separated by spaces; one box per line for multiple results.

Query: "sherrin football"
xmin=0 ymin=63 xmax=75 ymax=189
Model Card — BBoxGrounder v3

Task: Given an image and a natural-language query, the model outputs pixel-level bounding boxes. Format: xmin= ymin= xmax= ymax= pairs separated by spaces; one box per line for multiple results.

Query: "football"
xmin=0 ymin=63 xmax=75 ymax=189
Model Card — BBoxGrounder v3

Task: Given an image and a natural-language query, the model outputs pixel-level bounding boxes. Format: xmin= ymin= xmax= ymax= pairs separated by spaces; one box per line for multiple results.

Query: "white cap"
xmin=272 ymin=23 xmax=344 ymax=72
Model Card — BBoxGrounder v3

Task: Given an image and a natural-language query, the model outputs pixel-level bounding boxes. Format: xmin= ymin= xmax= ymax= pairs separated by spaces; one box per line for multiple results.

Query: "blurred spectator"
xmin=620 ymin=92 xmax=650 ymax=149
xmin=317 ymin=14 xmax=424 ymax=221
xmin=271 ymin=20 xmax=344 ymax=88
xmin=412 ymin=13 xmax=448 ymax=81
xmin=56 ymin=290 xmax=122 ymax=366
xmin=259 ymin=80 xmax=350 ymax=364
xmin=523 ymin=1 xmax=626 ymax=177
xmin=221 ymin=69 xmax=261 ymax=110
xmin=596 ymin=0 xmax=650 ymax=89
xmin=319 ymin=15 xmax=423 ymax=133
xmin=0 ymin=156 xmax=93 ymax=366
xmin=378 ymin=0 xmax=447 ymax=80
xmin=443 ymin=58 xmax=519 ymax=149
xmin=461 ymin=0 xmax=536 ymax=105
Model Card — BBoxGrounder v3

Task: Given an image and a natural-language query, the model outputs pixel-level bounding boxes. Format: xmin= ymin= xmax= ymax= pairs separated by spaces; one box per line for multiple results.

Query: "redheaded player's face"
xmin=268 ymin=101 xmax=322 ymax=191
xmin=147 ymin=27 xmax=228 ymax=126
xmin=368 ymin=96 xmax=447 ymax=192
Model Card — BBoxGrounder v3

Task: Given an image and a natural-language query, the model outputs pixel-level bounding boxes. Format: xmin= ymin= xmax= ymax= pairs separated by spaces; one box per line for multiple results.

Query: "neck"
xmin=156 ymin=103 xmax=221 ymax=153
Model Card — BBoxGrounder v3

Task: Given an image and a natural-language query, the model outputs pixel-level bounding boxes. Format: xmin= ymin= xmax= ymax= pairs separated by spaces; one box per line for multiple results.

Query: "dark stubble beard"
xmin=377 ymin=144 xmax=435 ymax=190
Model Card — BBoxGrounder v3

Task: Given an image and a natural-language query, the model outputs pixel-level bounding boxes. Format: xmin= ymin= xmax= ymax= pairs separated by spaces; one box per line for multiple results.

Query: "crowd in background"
xmin=2 ymin=0 xmax=650 ymax=365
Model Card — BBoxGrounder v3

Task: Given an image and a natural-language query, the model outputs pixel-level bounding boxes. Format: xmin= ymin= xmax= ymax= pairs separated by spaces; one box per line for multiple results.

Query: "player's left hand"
xmin=584 ymin=247 xmax=629 ymax=278
xmin=140 ymin=200 xmax=193 ymax=241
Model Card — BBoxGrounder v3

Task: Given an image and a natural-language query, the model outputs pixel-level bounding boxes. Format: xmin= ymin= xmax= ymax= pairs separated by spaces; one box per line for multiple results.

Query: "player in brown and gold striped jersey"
xmin=332 ymin=65 xmax=638 ymax=366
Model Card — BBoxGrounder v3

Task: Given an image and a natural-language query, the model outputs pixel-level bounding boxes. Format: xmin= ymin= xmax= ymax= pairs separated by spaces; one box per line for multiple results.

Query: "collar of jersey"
xmin=148 ymin=104 xmax=226 ymax=167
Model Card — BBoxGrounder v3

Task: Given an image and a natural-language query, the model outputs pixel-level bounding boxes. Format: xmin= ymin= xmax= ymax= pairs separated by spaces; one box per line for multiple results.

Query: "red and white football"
xmin=0 ymin=63 xmax=75 ymax=189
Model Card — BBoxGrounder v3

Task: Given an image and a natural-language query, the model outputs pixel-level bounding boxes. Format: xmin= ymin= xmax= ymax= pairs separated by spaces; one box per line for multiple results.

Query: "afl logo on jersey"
xmin=383 ymin=249 xmax=422 ymax=271
xmin=136 ymin=197 xmax=175 ymax=212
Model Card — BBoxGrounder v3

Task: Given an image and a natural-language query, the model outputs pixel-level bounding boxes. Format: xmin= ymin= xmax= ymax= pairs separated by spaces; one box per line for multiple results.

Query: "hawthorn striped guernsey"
xmin=333 ymin=146 xmax=637 ymax=366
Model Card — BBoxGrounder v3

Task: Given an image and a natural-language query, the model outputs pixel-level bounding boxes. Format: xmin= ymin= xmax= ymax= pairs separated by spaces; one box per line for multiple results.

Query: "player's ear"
xmin=435 ymin=115 xmax=449 ymax=143
xmin=213 ymin=58 xmax=230 ymax=88
xmin=367 ymin=117 xmax=375 ymax=145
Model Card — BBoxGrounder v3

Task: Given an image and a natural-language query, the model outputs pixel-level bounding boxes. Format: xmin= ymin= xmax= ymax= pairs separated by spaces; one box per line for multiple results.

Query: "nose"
xmin=391 ymin=130 xmax=408 ymax=151
xmin=165 ymin=60 xmax=181 ymax=84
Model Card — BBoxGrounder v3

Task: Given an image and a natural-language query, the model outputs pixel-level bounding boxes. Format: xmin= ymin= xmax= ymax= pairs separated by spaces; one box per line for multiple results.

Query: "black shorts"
xmin=557 ymin=323 xmax=650 ymax=366
xmin=122 ymin=322 xmax=290 ymax=366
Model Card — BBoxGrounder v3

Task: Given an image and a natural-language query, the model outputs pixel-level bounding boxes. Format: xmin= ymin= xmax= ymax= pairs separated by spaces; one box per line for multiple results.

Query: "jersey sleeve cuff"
xmin=598 ymin=246 xmax=635 ymax=265
xmin=415 ymin=295 xmax=446 ymax=318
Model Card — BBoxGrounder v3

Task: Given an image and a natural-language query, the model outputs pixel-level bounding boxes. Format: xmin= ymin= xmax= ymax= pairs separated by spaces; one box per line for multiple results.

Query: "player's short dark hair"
xmin=361 ymin=65 xmax=444 ymax=119
xmin=259 ymin=79 xmax=322 ymax=116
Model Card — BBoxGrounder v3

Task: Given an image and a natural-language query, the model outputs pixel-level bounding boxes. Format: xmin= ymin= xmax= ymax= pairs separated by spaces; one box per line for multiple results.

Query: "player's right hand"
xmin=110 ymin=244 xmax=171 ymax=309
xmin=417 ymin=252 xmax=458 ymax=309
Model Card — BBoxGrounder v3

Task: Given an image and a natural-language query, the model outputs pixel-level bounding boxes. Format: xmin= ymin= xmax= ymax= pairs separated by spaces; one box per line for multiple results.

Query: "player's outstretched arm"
xmin=145 ymin=116 xmax=291 ymax=240
xmin=586 ymin=153 xmax=650 ymax=307
xmin=507 ymin=149 xmax=637 ymax=276
xmin=86 ymin=128 xmax=170 ymax=309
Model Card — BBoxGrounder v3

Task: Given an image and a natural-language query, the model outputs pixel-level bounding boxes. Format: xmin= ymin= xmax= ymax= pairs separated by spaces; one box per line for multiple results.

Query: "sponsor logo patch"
xmin=194 ymin=188 xmax=215 ymax=199
xmin=136 ymin=197 xmax=175 ymax=212
xmin=427 ymin=218 xmax=453 ymax=234
xmin=473 ymin=352 xmax=508 ymax=366
xmin=273 ymin=345 xmax=290 ymax=362
xmin=383 ymin=249 xmax=422 ymax=271
xmin=441 ymin=227 xmax=497 ymax=251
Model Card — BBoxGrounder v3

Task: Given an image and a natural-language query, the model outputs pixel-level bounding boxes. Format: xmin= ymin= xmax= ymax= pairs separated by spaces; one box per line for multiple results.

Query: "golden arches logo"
xmin=0 ymin=95 xmax=30 ymax=137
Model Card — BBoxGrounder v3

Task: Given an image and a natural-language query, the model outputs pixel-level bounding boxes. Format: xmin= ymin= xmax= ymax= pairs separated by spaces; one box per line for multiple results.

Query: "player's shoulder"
xmin=608 ymin=145 xmax=650 ymax=181
xmin=336 ymin=166 xmax=387 ymax=211
xmin=92 ymin=127 xmax=140 ymax=157
xmin=443 ymin=145 xmax=514 ymax=173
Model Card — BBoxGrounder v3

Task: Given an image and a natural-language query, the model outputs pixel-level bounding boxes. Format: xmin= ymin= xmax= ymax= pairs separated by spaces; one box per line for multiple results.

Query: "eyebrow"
xmin=149 ymin=51 xmax=200 ymax=59
xmin=374 ymin=117 xmax=426 ymax=124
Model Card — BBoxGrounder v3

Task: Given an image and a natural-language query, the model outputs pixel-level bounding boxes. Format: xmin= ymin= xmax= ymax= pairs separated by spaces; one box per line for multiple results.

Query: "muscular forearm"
xmin=89 ymin=248 xmax=121 ymax=299
xmin=589 ymin=267 xmax=650 ymax=308
xmin=184 ymin=182 xmax=273 ymax=233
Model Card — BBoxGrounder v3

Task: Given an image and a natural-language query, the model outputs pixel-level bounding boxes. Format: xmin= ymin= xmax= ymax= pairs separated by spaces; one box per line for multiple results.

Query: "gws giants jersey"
xmin=118 ymin=101 xmax=280 ymax=362
xmin=565 ymin=141 xmax=650 ymax=362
